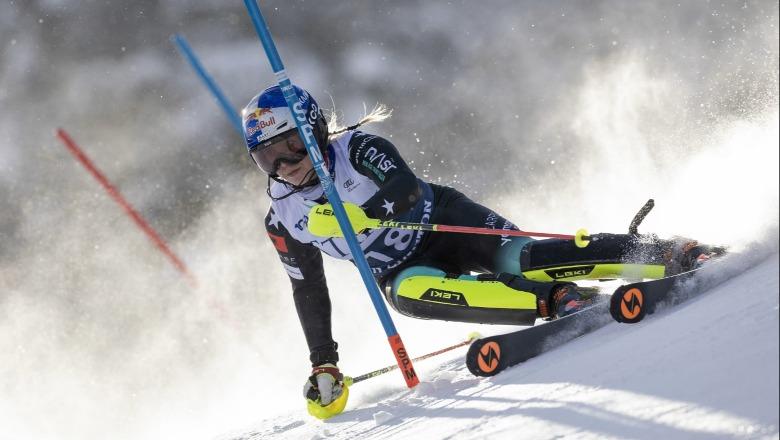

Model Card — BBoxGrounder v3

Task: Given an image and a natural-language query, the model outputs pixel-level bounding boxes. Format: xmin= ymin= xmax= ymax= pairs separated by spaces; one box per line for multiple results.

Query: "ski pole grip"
xmin=388 ymin=335 xmax=419 ymax=388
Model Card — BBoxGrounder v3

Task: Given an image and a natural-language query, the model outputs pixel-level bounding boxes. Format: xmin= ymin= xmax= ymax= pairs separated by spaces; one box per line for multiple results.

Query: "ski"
xmin=609 ymin=255 xmax=725 ymax=323
xmin=466 ymin=298 xmax=613 ymax=377
xmin=465 ymin=267 xmax=702 ymax=377
xmin=466 ymin=253 xmax=729 ymax=377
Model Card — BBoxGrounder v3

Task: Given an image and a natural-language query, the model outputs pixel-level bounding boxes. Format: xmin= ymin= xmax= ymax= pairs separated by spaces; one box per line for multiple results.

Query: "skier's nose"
xmin=277 ymin=160 xmax=297 ymax=177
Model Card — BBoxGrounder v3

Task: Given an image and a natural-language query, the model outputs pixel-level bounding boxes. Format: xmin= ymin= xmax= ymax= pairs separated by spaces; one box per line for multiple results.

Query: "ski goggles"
xmin=249 ymin=129 xmax=308 ymax=175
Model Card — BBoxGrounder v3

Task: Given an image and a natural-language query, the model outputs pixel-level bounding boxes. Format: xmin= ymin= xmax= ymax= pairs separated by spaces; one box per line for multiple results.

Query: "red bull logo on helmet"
xmin=245 ymin=107 xmax=277 ymax=138
xmin=244 ymin=107 xmax=272 ymax=122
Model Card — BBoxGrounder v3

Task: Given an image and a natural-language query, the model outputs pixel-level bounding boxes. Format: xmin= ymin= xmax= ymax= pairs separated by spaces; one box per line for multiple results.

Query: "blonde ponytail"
xmin=327 ymin=102 xmax=393 ymax=138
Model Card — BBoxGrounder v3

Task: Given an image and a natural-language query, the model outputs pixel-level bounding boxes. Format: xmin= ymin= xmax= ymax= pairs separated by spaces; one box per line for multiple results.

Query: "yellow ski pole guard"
xmin=306 ymin=384 xmax=350 ymax=420
xmin=574 ymin=228 xmax=590 ymax=248
xmin=307 ymin=203 xmax=377 ymax=237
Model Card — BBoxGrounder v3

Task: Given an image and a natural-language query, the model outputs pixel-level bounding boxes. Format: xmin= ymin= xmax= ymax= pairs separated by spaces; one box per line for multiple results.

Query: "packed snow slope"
xmin=223 ymin=252 xmax=779 ymax=440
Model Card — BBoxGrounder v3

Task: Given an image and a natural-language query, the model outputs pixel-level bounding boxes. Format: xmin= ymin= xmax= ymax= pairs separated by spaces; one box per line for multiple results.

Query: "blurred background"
xmin=1 ymin=1 xmax=778 ymax=439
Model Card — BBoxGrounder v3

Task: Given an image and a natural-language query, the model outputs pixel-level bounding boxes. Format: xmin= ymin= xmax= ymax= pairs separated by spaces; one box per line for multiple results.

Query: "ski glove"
xmin=307 ymin=202 xmax=378 ymax=237
xmin=303 ymin=363 xmax=350 ymax=419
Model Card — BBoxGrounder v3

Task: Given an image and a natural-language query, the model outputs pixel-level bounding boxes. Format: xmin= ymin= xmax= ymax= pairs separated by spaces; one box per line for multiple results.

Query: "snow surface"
xmin=222 ymin=253 xmax=779 ymax=440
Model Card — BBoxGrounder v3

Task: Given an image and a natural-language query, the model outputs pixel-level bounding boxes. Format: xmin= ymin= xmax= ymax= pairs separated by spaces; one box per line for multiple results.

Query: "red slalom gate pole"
xmin=56 ymin=128 xmax=198 ymax=288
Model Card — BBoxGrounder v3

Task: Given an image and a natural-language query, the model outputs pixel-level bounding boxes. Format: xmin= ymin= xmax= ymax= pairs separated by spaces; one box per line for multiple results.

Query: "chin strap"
xmin=266 ymin=168 xmax=320 ymax=201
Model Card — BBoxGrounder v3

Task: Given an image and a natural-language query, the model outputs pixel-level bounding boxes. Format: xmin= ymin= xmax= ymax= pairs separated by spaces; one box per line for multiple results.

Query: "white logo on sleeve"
xmin=366 ymin=146 xmax=398 ymax=172
xmin=381 ymin=199 xmax=395 ymax=216
xmin=282 ymin=262 xmax=304 ymax=280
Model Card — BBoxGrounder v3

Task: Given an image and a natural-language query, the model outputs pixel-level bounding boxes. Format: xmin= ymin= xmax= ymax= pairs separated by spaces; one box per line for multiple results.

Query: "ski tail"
xmin=466 ymin=297 xmax=612 ymax=376
xmin=610 ymin=248 xmax=728 ymax=324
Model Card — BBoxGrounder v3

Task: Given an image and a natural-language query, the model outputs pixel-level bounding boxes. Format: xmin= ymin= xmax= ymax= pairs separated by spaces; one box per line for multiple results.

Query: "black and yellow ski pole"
xmin=345 ymin=333 xmax=481 ymax=386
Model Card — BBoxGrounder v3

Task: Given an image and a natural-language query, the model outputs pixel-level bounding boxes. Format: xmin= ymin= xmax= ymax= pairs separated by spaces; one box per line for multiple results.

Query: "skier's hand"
xmin=307 ymin=202 xmax=376 ymax=237
xmin=303 ymin=363 xmax=350 ymax=419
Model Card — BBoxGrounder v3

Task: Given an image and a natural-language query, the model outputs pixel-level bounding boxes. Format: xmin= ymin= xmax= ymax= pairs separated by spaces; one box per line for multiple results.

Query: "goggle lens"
xmin=250 ymin=130 xmax=307 ymax=175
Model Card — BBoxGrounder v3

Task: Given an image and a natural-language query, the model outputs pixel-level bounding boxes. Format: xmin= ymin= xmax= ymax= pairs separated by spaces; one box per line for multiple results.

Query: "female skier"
xmin=242 ymin=85 xmax=713 ymax=416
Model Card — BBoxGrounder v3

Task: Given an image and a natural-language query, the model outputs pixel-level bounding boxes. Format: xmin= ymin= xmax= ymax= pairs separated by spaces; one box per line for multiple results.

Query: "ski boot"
xmin=537 ymin=284 xmax=591 ymax=320
xmin=663 ymin=237 xmax=724 ymax=275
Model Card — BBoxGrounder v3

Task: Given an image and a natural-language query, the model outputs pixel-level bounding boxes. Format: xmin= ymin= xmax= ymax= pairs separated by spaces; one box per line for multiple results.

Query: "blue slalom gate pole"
xmin=243 ymin=0 xmax=419 ymax=388
xmin=170 ymin=34 xmax=244 ymax=135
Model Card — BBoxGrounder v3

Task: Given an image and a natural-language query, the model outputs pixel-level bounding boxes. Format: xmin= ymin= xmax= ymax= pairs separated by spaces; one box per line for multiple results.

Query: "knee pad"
xmin=386 ymin=267 xmax=549 ymax=326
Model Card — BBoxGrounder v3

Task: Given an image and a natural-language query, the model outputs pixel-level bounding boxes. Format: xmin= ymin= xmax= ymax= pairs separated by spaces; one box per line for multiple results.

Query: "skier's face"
xmin=276 ymin=151 xmax=314 ymax=186
xmin=250 ymin=129 xmax=316 ymax=185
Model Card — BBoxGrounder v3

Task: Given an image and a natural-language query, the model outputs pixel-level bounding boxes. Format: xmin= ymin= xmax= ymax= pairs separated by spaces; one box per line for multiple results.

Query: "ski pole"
xmin=308 ymin=204 xmax=592 ymax=248
xmin=378 ymin=222 xmax=591 ymax=247
xmin=345 ymin=333 xmax=480 ymax=386
xmin=243 ymin=0 xmax=420 ymax=388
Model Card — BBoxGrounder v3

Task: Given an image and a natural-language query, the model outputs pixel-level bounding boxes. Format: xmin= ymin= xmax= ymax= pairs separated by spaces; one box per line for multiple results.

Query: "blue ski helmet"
xmin=241 ymin=85 xmax=328 ymax=174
